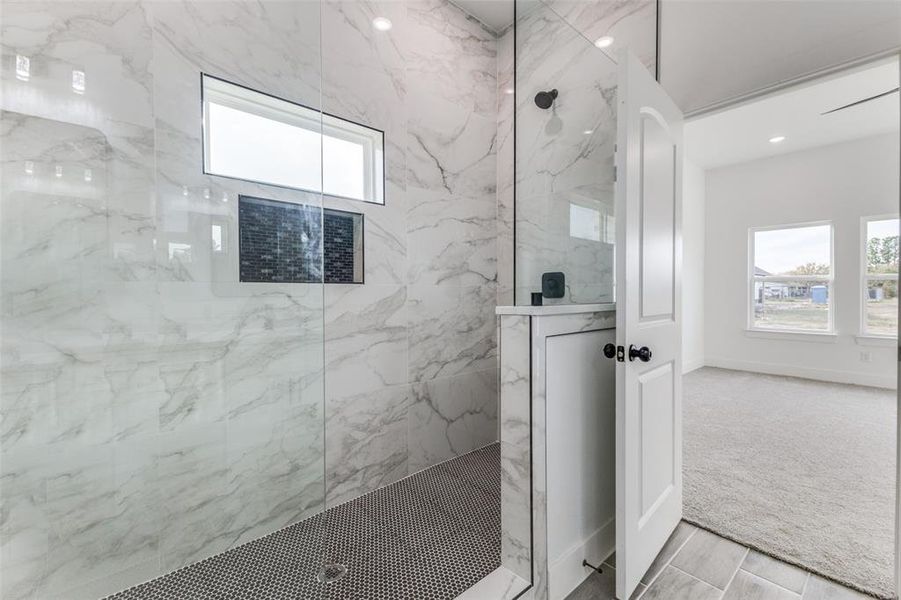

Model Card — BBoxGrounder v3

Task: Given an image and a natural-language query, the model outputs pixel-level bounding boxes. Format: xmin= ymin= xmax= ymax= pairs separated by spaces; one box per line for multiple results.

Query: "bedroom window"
xmin=749 ymin=223 xmax=833 ymax=333
xmin=861 ymin=216 xmax=899 ymax=337
xmin=202 ymin=74 xmax=384 ymax=204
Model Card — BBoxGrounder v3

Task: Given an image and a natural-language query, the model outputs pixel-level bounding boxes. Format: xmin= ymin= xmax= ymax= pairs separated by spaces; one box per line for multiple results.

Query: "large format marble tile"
xmin=404 ymin=2 xmax=497 ymax=204
xmin=149 ymin=0 xmax=321 ymax=109
xmin=495 ymin=26 xmax=515 ymax=306
xmin=513 ymin=0 xmax=617 ymax=306
xmin=542 ymin=0 xmax=658 ymax=71
xmin=154 ymin=424 xmax=233 ymax=572
xmin=325 ymin=383 xmax=412 ymax=507
xmin=514 ymin=2 xmax=617 ymax=199
xmin=1 ymin=441 xmax=159 ymax=599
xmin=407 ymin=367 xmax=498 ymax=472
xmin=405 ymin=0 xmax=497 ymax=120
xmin=406 ymin=89 xmax=497 ymax=199
xmin=498 ymin=313 xmax=531 ymax=581
xmin=225 ymin=412 xmax=325 ymax=547
xmin=324 ymin=284 xmax=408 ymax=399
xmin=407 ymin=283 xmax=497 ymax=382
xmin=0 ymin=1 xmax=156 ymax=129
xmin=406 ymin=189 xmax=497 ymax=288
xmin=1 ymin=4 xmax=163 ymax=597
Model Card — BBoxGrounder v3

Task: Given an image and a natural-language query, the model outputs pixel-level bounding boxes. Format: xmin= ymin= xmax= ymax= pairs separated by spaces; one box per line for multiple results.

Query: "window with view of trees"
xmin=862 ymin=217 xmax=899 ymax=337
xmin=749 ymin=223 xmax=833 ymax=332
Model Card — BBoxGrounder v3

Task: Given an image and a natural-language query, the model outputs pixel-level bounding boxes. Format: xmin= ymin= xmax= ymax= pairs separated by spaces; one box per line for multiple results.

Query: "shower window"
xmin=202 ymin=74 xmax=385 ymax=204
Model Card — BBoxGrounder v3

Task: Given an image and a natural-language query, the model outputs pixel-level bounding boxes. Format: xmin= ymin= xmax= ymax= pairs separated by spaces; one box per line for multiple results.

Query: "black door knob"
xmin=603 ymin=343 xmax=617 ymax=359
xmin=629 ymin=345 xmax=652 ymax=362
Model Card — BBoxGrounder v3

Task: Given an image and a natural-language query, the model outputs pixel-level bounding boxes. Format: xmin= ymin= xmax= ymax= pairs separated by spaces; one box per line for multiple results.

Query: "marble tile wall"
xmin=0 ymin=0 xmax=498 ymax=597
xmin=509 ymin=0 xmax=656 ymax=305
xmin=499 ymin=315 xmax=532 ymax=580
xmin=497 ymin=25 xmax=515 ymax=307
xmin=319 ymin=0 xmax=500 ymax=507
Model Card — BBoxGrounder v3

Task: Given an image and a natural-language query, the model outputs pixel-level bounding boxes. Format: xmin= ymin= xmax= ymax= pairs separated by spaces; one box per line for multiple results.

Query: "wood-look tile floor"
xmin=566 ymin=521 xmax=876 ymax=600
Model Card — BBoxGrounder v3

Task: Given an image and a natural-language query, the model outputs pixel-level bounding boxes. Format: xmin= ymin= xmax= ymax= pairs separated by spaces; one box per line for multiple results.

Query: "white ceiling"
xmin=660 ymin=0 xmax=901 ymax=115
xmin=684 ymin=58 xmax=900 ymax=170
xmin=451 ymin=0 xmax=514 ymax=32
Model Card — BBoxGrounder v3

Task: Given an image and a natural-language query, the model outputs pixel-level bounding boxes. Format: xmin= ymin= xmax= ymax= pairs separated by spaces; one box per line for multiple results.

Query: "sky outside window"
xmin=754 ymin=225 xmax=831 ymax=275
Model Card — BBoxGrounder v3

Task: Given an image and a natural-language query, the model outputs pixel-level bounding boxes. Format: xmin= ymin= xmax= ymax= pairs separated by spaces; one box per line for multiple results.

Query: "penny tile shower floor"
xmin=107 ymin=444 xmax=501 ymax=600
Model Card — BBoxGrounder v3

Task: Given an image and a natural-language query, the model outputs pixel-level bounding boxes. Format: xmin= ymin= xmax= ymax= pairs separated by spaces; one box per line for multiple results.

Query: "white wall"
xmin=704 ymin=133 xmax=899 ymax=389
xmin=682 ymin=158 xmax=707 ymax=373
xmin=660 ymin=0 xmax=901 ymax=114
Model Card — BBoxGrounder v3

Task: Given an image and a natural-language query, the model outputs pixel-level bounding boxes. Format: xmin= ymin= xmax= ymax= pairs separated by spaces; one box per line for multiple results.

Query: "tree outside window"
xmin=863 ymin=218 xmax=899 ymax=337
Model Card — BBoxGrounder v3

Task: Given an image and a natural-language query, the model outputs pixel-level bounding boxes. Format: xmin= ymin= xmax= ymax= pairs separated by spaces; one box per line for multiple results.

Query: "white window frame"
xmin=201 ymin=74 xmax=385 ymax=204
xmin=860 ymin=214 xmax=899 ymax=338
xmin=747 ymin=221 xmax=835 ymax=334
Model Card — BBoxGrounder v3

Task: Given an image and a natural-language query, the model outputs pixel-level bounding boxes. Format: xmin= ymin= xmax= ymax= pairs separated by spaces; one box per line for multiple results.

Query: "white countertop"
xmin=495 ymin=302 xmax=616 ymax=316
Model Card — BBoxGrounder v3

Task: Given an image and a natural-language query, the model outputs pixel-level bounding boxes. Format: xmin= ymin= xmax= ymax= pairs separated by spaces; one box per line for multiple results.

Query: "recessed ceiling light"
xmin=769 ymin=135 xmax=786 ymax=144
xmin=594 ymin=36 xmax=614 ymax=49
xmin=372 ymin=17 xmax=392 ymax=31
xmin=583 ymin=129 xmax=594 ymax=135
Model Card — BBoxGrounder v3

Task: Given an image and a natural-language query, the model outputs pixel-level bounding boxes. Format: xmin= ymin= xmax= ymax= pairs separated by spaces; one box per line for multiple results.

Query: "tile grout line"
xmin=641 ymin=526 xmax=698 ymax=590
xmin=737 ymin=566 xmax=805 ymax=596
xmin=799 ymin=572 xmax=811 ymax=598
xmin=669 ymin=564 xmax=723 ymax=590
xmin=718 ymin=548 xmax=750 ymax=597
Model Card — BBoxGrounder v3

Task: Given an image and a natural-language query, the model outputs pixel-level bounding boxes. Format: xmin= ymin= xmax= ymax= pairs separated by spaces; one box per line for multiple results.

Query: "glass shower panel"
xmin=0 ymin=2 xmax=326 ymax=598
xmin=515 ymin=0 xmax=617 ymax=305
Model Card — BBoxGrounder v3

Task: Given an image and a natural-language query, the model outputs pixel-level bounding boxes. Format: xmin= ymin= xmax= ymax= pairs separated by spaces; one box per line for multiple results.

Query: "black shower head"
xmin=534 ymin=89 xmax=558 ymax=109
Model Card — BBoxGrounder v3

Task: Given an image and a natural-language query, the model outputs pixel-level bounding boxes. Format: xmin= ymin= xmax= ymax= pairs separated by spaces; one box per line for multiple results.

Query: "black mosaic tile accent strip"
xmin=323 ymin=211 xmax=357 ymax=284
xmin=106 ymin=443 xmax=501 ymax=600
xmin=239 ymin=195 xmax=362 ymax=284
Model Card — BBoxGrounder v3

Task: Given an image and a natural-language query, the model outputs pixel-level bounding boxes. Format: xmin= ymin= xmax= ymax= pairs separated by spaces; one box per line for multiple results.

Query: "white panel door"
xmin=615 ymin=50 xmax=684 ymax=600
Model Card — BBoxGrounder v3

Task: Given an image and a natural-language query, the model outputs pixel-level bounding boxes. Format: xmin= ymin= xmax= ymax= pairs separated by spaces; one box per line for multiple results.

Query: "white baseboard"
xmin=704 ymin=356 xmax=896 ymax=389
xmin=549 ymin=517 xmax=616 ymax=600
xmin=682 ymin=357 xmax=705 ymax=374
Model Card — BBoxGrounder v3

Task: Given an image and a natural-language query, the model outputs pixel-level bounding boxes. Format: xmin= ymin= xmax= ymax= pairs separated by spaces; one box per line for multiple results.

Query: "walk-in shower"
xmin=0 ymin=0 xmax=654 ymax=596
xmin=0 ymin=1 xmax=505 ymax=597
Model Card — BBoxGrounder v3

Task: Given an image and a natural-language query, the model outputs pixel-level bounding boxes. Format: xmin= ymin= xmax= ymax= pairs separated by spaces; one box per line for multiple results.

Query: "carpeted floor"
xmin=683 ymin=367 xmax=896 ymax=599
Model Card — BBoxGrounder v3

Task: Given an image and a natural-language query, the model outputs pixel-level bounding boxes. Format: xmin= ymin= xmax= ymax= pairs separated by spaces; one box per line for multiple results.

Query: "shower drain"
xmin=317 ymin=563 xmax=348 ymax=584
